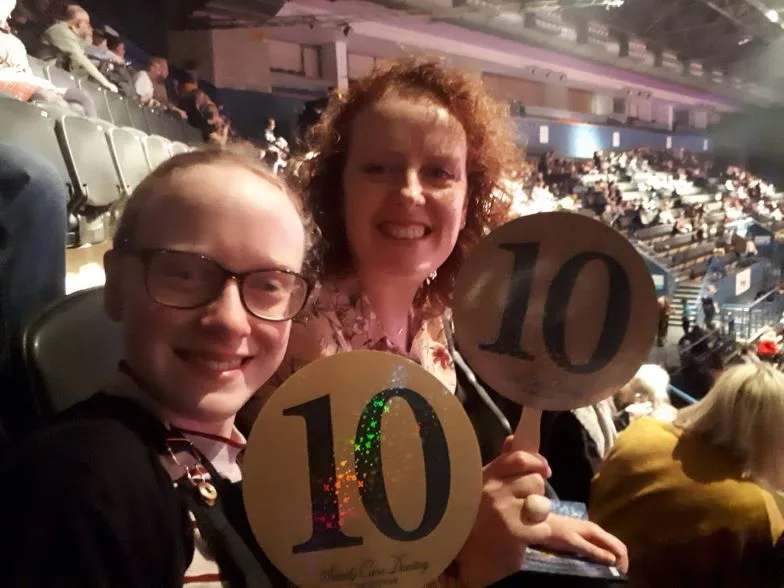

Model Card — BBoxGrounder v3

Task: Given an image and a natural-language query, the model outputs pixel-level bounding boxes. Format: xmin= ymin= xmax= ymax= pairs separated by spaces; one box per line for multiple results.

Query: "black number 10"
xmin=283 ymin=387 xmax=451 ymax=554
xmin=480 ymin=242 xmax=631 ymax=373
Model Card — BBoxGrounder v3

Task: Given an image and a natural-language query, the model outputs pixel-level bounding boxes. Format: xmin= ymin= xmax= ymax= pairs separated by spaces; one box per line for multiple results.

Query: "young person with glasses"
xmin=0 ymin=149 xmax=317 ymax=586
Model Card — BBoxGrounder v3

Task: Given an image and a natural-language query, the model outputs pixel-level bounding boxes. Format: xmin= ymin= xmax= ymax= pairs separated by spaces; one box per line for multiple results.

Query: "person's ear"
xmin=103 ymin=250 xmax=124 ymax=322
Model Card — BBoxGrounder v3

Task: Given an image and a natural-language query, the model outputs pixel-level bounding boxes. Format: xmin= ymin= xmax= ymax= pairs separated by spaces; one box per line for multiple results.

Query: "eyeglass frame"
xmin=114 ymin=244 xmax=316 ymax=322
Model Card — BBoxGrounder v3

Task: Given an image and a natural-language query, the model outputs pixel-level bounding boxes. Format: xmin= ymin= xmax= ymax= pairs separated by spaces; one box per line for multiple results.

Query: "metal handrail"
xmin=669 ymin=384 xmax=698 ymax=405
xmin=678 ymin=326 xmax=721 ymax=357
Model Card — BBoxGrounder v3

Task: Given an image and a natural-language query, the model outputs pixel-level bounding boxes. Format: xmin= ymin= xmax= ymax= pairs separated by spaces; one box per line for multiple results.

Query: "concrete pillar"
xmin=320 ymin=40 xmax=349 ymax=91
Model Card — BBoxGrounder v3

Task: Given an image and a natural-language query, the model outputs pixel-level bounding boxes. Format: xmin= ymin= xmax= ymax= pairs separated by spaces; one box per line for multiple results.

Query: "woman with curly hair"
xmin=240 ymin=57 xmax=627 ymax=586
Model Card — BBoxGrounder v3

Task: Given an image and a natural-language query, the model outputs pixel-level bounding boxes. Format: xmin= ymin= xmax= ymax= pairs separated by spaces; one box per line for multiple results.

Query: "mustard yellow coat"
xmin=590 ymin=417 xmax=784 ymax=587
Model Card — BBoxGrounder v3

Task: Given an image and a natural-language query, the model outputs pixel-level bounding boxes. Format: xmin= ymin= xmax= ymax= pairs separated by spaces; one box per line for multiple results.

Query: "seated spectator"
xmin=756 ymin=329 xmax=781 ymax=362
xmin=7 ymin=0 xmax=50 ymax=54
xmin=1 ymin=0 xmax=96 ymax=116
xmin=82 ymin=27 xmax=123 ymax=69
xmin=0 ymin=142 xmax=67 ymax=437
xmin=103 ymin=34 xmax=135 ymax=96
xmin=0 ymin=149 xmax=316 ymax=584
xmin=591 ymin=364 xmax=784 ymax=587
xmin=134 ymin=56 xmax=185 ymax=119
xmin=614 ymin=364 xmax=677 ymax=428
xmin=36 ymin=4 xmax=117 ymax=93
xmin=706 ymin=248 xmax=727 ymax=277
xmin=181 ymin=89 xmax=228 ymax=145
xmin=538 ymin=399 xmax=618 ymax=504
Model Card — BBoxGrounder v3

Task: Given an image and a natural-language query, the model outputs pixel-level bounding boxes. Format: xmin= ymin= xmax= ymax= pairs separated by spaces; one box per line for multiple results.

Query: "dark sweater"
xmin=0 ymin=399 xmax=191 ymax=587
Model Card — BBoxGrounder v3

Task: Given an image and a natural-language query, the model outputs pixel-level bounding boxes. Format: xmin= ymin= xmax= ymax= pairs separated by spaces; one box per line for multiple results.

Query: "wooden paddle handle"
xmin=511 ymin=407 xmax=542 ymax=453
xmin=512 ymin=407 xmax=552 ymax=523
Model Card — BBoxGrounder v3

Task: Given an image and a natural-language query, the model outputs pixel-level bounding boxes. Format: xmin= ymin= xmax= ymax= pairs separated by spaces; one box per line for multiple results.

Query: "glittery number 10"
xmin=479 ymin=242 xmax=631 ymax=373
xmin=283 ymin=388 xmax=451 ymax=553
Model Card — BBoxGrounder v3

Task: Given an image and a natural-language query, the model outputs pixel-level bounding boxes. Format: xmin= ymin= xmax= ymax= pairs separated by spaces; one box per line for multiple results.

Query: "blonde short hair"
xmin=112 ymin=147 xmax=321 ymax=276
xmin=675 ymin=363 xmax=784 ymax=488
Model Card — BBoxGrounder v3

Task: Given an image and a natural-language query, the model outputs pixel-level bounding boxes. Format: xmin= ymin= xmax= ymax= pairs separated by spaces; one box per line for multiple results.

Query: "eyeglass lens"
xmin=145 ymin=250 xmax=308 ymax=320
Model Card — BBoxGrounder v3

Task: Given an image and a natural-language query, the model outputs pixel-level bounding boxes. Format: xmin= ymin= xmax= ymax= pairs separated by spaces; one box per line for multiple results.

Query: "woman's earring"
xmin=425 ymin=270 xmax=438 ymax=286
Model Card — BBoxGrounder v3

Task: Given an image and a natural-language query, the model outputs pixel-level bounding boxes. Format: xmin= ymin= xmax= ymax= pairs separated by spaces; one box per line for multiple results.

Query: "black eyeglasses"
xmin=123 ymin=248 xmax=314 ymax=322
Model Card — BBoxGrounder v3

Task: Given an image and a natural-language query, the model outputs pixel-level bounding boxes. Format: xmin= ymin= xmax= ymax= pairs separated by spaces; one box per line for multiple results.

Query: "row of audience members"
xmin=1 ymin=1 xmax=236 ymax=146
xmin=1 ymin=57 xmax=784 ymax=587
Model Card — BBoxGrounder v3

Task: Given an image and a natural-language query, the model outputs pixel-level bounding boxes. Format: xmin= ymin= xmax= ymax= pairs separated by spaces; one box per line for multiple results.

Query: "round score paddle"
xmin=243 ymin=350 xmax=482 ymax=588
xmin=453 ymin=211 xmax=658 ymax=454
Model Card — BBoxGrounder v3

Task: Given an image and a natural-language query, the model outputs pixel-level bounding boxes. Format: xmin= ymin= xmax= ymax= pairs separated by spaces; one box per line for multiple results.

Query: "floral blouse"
xmin=242 ymin=277 xmax=457 ymax=423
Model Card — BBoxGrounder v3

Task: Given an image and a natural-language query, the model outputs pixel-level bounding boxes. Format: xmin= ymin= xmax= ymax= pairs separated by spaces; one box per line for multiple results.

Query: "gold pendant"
xmin=197 ymin=481 xmax=218 ymax=506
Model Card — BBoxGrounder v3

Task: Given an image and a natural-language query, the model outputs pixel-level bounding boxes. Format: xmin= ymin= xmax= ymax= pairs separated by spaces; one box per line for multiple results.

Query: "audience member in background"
xmin=0 ymin=0 xmax=96 ymax=116
xmin=756 ymin=328 xmax=781 ymax=362
xmin=656 ymin=295 xmax=670 ymax=347
xmin=242 ymin=57 xmax=629 ymax=582
xmin=614 ymin=364 xmax=677 ymax=429
xmin=537 ymin=399 xmax=618 ymax=504
xmin=37 ymin=4 xmax=117 ymax=93
xmin=262 ymin=117 xmax=288 ymax=173
xmin=180 ymin=89 xmax=230 ymax=145
xmin=134 ymin=57 xmax=185 ymax=119
xmin=0 ymin=149 xmax=317 ymax=585
xmin=7 ymin=0 xmax=51 ymax=54
xmin=0 ymin=143 xmax=66 ymax=437
xmin=82 ymin=27 xmax=122 ymax=69
xmin=591 ymin=363 xmax=784 ymax=587
xmin=103 ymin=34 xmax=135 ymax=96
xmin=706 ymin=248 xmax=727 ymax=278
xmin=701 ymin=283 xmax=718 ymax=329
xmin=133 ymin=57 xmax=161 ymax=105
xmin=680 ymin=297 xmax=690 ymax=334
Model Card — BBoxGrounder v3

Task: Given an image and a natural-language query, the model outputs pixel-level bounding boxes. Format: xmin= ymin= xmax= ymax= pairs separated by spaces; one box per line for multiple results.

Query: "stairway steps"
xmin=668 ymin=282 xmax=703 ymax=327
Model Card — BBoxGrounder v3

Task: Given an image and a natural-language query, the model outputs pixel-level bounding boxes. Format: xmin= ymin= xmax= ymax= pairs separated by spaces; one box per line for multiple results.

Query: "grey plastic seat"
xmin=0 ymin=96 xmax=73 ymax=198
xmin=46 ymin=65 xmax=78 ymax=90
xmin=28 ymin=55 xmax=48 ymax=79
xmin=170 ymin=141 xmax=190 ymax=155
xmin=23 ymin=287 xmax=122 ymax=417
xmin=77 ymin=79 xmax=113 ymax=123
xmin=181 ymin=122 xmax=203 ymax=145
xmin=107 ymin=127 xmax=152 ymax=196
xmin=126 ymin=100 xmax=151 ymax=133
xmin=144 ymin=135 xmax=172 ymax=170
xmin=56 ymin=115 xmax=123 ymax=208
xmin=105 ymin=92 xmax=133 ymax=127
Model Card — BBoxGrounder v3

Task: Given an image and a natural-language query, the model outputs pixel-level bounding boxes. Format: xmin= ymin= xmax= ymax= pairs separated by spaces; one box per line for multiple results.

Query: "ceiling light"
xmin=766 ymin=9 xmax=779 ymax=22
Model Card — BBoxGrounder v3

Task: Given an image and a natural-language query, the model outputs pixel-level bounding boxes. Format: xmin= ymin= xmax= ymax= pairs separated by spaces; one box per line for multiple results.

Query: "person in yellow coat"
xmin=591 ymin=363 xmax=784 ymax=587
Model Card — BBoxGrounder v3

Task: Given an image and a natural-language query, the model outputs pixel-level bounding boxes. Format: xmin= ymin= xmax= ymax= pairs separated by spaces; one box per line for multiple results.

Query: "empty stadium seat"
xmin=126 ymin=100 xmax=151 ymax=133
xmin=46 ymin=65 xmax=78 ymax=91
xmin=23 ymin=287 xmax=122 ymax=417
xmin=161 ymin=115 xmax=186 ymax=142
xmin=0 ymin=96 xmax=72 ymax=197
xmin=636 ymin=224 xmax=673 ymax=241
xmin=171 ymin=141 xmax=189 ymax=155
xmin=77 ymin=79 xmax=113 ymax=123
xmin=182 ymin=122 xmax=203 ymax=145
xmin=144 ymin=135 xmax=172 ymax=169
xmin=28 ymin=55 xmax=47 ymax=80
xmin=105 ymin=92 xmax=133 ymax=127
xmin=57 ymin=115 xmax=123 ymax=208
xmin=107 ymin=127 xmax=151 ymax=196
xmin=143 ymin=108 xmax=168 ymax=137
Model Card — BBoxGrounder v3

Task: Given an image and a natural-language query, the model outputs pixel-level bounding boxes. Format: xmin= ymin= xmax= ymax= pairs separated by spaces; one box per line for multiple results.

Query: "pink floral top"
xmin=243 ymin=277 xmax=457 ymax=421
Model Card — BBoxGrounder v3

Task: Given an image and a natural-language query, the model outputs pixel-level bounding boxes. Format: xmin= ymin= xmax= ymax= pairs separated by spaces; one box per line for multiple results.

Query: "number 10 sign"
xmin=243 ymin=351 xmax=482 ymax=587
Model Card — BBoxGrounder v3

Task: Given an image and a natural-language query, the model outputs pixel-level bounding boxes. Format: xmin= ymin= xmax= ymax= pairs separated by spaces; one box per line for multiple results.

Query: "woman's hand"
xmin=541 ymin=514 xmax=629 ymax=573
xmin=455 ymin=436 xmax=553 ymax=587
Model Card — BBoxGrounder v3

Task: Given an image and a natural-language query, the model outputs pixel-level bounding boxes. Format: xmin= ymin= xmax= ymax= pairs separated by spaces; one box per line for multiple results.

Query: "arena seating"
xmin=0 ymin=64 xmax=205 ymax=248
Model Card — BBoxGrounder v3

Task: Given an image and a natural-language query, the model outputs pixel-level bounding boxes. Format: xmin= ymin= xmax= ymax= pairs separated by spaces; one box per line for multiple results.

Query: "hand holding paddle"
xmin=452 ymin=211 xmax=657 ymax=576
xmin=243 ymin=351 xmax=483 ymax=587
